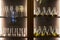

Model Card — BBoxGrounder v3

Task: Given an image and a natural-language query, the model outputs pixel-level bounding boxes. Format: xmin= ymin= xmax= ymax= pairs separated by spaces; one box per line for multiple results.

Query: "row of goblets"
xmin=34 ymin=7 xmax=58 ymax=16
xmin=34 ymin=26 xmax=59 ymax=36
xmin=0 ymin=28 xmax=27 ymax=37
xmin=0 ymin=5 xmax=26 ymax=17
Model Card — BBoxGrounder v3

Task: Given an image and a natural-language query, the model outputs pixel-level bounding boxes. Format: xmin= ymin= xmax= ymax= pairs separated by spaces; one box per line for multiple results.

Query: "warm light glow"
xmin=0 ymin=0 xmax=3 ymax=16
xmin=34 ymin=0 xmax=36 ymax=15
xmin=0 ymin=0 xmax=5 ymax=36
xmin=25 ymin=0 xmax=27 ymax=16
xmin=0 ymin=0 xmax=3 ymax=35
xmin=34 ymin=18 xmax=36 ymax=34
xmin=0 ymin=18 xmax=3 ymax=35
xmin=24 ymin=18 xmax=27 ymax=37
xmin=24 ymin=0 xmax=27 ymax=36
xmin=25 ymin=38 xmax=27 ymax=40
xmin=56 ymin=18 xmax=60 ymax=36
xmin=57 ymin=0 xmax=60 ymax=16
xmin=56 ymin=0 xmax=60 ymax=36
xmin=34 ymin=38 xmax=36 ymax=40
xmin=56 ymin=38 xmax=60 ymax=40
xmin=0 ymin=38 xmax=4 ymax=40
xmin=0 ymin=18 xmax=6 ymax=36
xmin=0 ymin=0 xmax=5 ymax=16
